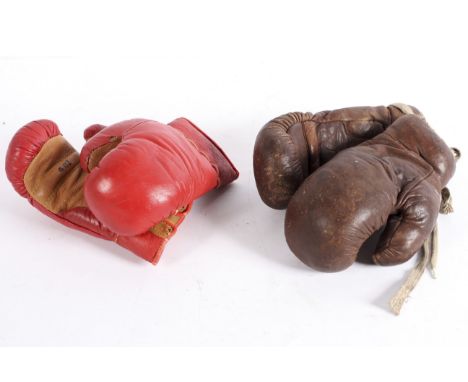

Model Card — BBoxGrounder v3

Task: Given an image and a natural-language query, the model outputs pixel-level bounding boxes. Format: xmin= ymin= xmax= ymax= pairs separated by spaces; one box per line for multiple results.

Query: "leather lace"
xmin=389 ymin=148 xmax=460 ymax=315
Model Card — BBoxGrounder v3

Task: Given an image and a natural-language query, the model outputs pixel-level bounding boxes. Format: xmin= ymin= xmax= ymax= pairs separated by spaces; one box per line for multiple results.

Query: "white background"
xmin=1 ymin=0 xmax=467 ymax=347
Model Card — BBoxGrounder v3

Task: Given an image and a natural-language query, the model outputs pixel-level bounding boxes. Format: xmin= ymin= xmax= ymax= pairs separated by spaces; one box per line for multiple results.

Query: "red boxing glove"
xmin=6 ymin=118 xmax=238 ymax=263
xmin=80 ymin=118 xmax=238 ymax=236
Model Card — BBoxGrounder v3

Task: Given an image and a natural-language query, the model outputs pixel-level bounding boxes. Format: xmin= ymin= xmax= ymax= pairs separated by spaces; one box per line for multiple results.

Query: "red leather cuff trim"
xmin=168 ymin=118 xmax=239 ymax=187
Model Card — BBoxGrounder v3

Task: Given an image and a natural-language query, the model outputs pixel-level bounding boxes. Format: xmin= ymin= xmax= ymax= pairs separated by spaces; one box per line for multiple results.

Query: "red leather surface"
xmin=168 ymin=118 xmax=239 ymax=187
xmin=6 ymin=120 xmax=61 ymax=198
xmin=83 ymin=124 xmax=106 ymax=141
xmin=81 ymin=119 xmax=220 ymax=236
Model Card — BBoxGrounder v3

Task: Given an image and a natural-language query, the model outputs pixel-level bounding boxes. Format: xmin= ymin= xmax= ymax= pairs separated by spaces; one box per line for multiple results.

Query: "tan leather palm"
xmin=24 ymin=136 xmax=87 ymax=213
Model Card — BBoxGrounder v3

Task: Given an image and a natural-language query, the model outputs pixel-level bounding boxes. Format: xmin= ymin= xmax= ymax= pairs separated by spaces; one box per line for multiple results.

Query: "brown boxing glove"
xmin=284 ymin=114 xmax=456 ymax=272
xmin=253 ymin=104 xmax=421 ymax=209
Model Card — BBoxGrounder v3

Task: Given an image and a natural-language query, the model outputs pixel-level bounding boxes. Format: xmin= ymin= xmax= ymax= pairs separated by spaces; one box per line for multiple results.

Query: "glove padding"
xmin=285 ymin=114 xmax=456 ymax=272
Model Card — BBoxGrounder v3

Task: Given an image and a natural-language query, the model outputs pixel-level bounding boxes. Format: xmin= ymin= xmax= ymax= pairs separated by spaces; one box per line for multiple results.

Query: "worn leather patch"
xmin=87 ymin=136 xmax=122 ymax=171
xmin=149 ymin=215 xmax=181 ymax=239
xmin=149 ymin=206 xmax=188 ymax=239
xmin=302 ymin=120 xmax=320 ymax=172
xmin=23 ymin=135 xmax=87 ymax=213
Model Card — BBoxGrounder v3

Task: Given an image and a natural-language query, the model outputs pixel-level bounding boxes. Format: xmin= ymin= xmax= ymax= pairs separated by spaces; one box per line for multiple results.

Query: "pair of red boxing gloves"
xmin=6 ymin=104 xmax=457 ymax=271
xmin=6 ymin=118 xmax=238 ymax=264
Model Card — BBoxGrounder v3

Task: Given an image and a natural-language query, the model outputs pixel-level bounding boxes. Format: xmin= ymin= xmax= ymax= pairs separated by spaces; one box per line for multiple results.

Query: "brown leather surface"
xmin=87 ymin=137 xmax=121 ymax=171
xmin=253 ymin=104 xmax=421 ymax=209
xmin=284 ymin=115 xmax=455 ymax=272
xmin=23 ymin=136 xmax=87 ymax=213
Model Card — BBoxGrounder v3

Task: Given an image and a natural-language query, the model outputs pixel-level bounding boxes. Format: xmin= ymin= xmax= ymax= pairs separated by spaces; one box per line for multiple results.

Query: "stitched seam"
xmin=282 ymin=113 xmax=315 ymax=133
xmin=310 ymin=117 xmax=375 ymax=124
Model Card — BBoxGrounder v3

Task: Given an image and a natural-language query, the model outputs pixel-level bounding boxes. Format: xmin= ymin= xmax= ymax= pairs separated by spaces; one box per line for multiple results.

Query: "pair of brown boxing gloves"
xmin=254 ymin=104 xmax=458 ymax=272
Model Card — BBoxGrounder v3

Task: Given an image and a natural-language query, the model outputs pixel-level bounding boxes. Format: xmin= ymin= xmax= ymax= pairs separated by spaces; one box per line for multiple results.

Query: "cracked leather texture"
xmin=284 ymin=114 xmax=455 ymax=272
xmin=253 ymin=104 xmax=421 ymax=209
